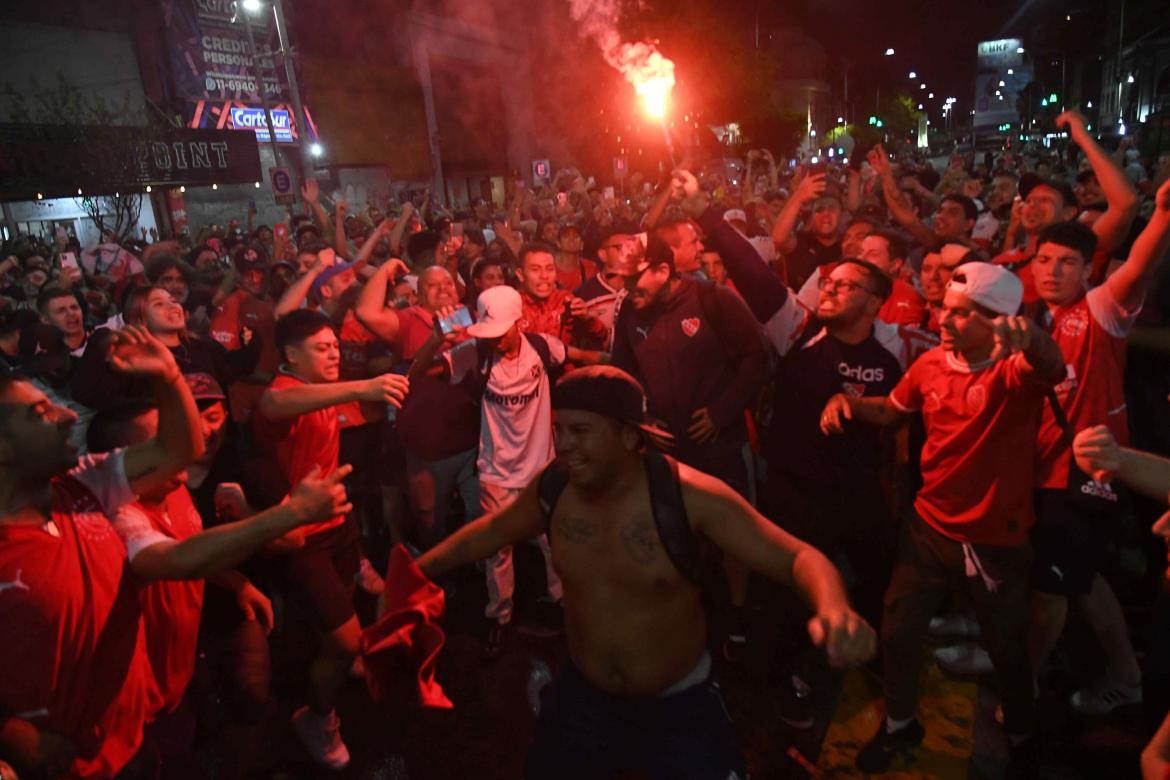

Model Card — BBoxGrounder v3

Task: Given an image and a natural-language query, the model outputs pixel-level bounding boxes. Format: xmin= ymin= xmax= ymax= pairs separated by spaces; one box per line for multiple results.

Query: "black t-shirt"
xmin=767 ymin=328 xmax=903 ymax=487
xmin=786 ymin=232 xmax=841 ymax=291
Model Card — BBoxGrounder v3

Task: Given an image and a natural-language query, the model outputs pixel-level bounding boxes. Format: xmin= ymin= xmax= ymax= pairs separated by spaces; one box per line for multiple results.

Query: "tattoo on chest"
xmin=619 ymin=515 xmax=660 ymax=564
xmin=555 ymin=515 xmax=599 ymax=544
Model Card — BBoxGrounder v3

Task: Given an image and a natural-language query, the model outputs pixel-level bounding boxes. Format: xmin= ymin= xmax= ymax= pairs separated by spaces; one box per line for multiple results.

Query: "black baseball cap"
xmin=1019 ymin=174 xmax=1077 ymax=210
xmin=552 ymin=365 xmax=674 ymax=448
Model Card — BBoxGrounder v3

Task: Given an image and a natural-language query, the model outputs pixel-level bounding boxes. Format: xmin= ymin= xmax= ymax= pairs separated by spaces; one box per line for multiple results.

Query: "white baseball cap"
xmin=467 ymin=284 xmax=522 ymax=339
xmin=946 ymin=262 xmax=1023 ymax=316
xmin=723 ymin=209 xmax=747 ymax=224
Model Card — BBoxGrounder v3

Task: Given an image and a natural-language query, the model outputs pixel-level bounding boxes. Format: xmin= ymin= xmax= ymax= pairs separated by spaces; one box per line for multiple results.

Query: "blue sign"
xmin=230 ymin=107 xmax=293 ymax=143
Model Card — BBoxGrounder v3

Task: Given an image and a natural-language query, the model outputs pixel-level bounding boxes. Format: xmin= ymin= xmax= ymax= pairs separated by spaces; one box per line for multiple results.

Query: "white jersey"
xmin=447 ymin=334 xmax=567 ymax=488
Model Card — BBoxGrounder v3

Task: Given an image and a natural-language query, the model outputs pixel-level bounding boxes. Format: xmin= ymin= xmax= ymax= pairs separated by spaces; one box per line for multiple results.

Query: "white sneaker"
xmin=292 ymin=705 xmax=351 ymax=770
xmin=356 ymin=557 xmax=385 ymax=595
xmin=1069 ymin=679 xmax=1142 ymax=715
xmin=933 ymin=643 xmax=994 ymax=675
xmin=928 ymin=614 xmax=982 ymax=639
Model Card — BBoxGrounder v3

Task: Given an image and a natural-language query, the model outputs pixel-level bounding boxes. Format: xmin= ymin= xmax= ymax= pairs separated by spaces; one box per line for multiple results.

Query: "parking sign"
xmin=271 ymin=166 xmax=296 ymax=206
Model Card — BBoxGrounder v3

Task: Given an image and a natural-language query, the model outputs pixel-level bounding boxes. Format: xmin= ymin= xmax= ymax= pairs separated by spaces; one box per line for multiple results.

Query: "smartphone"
xmin=274 ymin=223 xmax=288 ymax=239
xmin=438 ymin=306 xmax=473 ymax=334
xmin=59 ymin=252 xmax=79 ymax=272
xmin=603 ymin=186 xmax=615 ymax=200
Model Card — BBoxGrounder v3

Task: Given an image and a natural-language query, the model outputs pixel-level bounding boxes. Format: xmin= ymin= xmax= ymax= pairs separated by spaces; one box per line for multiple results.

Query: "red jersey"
xmin=336 ymin=308 xmax=380 ymax=428
xmin=519 ymin=289 xmax=607 ymax=347
xmin=253 ymin=370 xmax=344 ymax=536
xmin=112 ymin=487 xmax=205 ymax=714
xmin=0 ymin=453 xmax=153 ymax=779
xmin=879 ymin=279 xmax=927 ymax=327
xmin=210 ymin=289 xmax=279 ymax=422
xmin=1036 ymin=285 xmax=1138 ymax=488
xmin=891 ymin=349 xmax=1054 ymax=546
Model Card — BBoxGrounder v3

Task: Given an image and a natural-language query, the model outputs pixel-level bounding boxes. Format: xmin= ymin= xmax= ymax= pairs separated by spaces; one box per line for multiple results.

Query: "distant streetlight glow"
xmin=908 ymin=71 xmax=917 ymax=79
xmin=242 ymin=0 xmax=263 ymax=12
xmin=310 ymin=142 xmax=324 ymax=157
xmin=928 ymin=92 xmax=934 ymax=99
xmin=885 ymin=48 xmax=895 ymax=56
xmin=1127 ymin=74 xmax=1135 ymax=84
xmin=1016 ymin=47 xmax=1025 ymax=54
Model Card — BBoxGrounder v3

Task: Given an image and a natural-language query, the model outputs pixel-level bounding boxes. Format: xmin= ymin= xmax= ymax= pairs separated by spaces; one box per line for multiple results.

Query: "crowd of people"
xmin=3 ymin=107 xmax=1170 ymax=779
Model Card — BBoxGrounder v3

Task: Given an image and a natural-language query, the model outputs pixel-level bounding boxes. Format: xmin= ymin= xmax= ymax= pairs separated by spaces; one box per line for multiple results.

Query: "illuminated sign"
xmin=230 ymin=107 xmax=294 ymax=142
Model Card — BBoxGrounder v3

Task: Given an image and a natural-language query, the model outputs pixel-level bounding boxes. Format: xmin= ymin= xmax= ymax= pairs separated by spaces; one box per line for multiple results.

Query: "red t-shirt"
xmin=337 ymin=308 xmax=380 ymax=428
xmin=879 ymin=279 xmax=927 ymax=327
xmin=396 ymin=305 xmax=438 ymax=360
xmin=891 ymin=348 xmax=1053 ymax=546
xmin=0 ymin=454 xmax=153 ymax=779
xmin=1036 ymin=285 xmax=1138 ymax=488
xmin=253 ymin=370 xmax=344 ymax=536
xmin=112 ymin=487 xmax=205 ymax=714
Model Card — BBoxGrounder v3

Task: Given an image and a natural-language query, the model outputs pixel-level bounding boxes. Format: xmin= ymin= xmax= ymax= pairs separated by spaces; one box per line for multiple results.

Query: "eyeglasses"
xmin=817 ymin=277 xmax=872 ymax=295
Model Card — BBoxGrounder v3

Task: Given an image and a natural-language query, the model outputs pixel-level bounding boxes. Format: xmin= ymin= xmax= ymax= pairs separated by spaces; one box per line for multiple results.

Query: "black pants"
xmin=524 ymin=659 xmax=745 ymax=780
xmin=881 ymin=513 xmax=1035 ymax=736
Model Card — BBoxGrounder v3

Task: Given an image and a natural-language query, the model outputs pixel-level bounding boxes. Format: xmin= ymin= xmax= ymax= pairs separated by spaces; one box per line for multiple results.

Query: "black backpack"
xmin=535 ymin=450 xmax=703 ymax=585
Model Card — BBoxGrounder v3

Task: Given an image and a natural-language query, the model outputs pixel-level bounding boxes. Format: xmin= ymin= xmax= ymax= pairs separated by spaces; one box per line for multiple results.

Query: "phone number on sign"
xmin=203 ymin=75 xmax=282 ymax=95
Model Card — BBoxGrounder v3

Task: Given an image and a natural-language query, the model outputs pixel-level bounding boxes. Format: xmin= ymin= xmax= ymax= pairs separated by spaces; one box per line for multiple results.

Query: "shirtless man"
xmin=415 ymin=365 xmax=876 ymax=778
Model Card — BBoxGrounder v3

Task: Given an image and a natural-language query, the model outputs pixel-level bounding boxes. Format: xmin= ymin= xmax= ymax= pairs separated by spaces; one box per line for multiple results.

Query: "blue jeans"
xmin=405 ymin=447 xmax=481 ymax=550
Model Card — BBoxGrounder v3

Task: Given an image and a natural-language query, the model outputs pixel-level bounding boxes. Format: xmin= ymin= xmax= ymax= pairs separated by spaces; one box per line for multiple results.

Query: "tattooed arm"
xmin=416 ymin=478 xmax=545 ymax=579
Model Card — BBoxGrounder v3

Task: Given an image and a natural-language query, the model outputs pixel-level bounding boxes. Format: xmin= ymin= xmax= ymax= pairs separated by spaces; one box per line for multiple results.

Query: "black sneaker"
xmin=483 ymin=621 xmax=509 ymax=661
xmin=778 ymin=674 xmax=814 ymax=730
xmin=855 ymin=718 xmax=924 ymax=773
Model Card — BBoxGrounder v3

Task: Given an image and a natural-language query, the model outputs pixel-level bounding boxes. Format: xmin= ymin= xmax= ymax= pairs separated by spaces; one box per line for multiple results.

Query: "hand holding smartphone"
xmin=438 ymin=306 xmax=473 ymax=334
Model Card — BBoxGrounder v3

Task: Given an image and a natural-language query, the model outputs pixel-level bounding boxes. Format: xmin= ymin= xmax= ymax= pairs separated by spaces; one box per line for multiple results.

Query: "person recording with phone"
xmin=354 ymin=260 xmax=484 ymax=552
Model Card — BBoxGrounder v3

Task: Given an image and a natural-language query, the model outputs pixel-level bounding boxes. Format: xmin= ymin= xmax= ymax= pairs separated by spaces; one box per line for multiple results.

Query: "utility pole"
xmin=271 ymin=0 xmax=314 ymax=184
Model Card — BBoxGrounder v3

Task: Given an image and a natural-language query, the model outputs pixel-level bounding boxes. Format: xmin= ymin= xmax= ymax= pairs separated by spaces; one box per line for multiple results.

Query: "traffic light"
xmin=875 ymin=119 xmax=884 ymax=128
xmin=1049 ymin=93 xmax=1058 ymax=103
xmin=1041 ymin=98 xmax=1049 ymax=107
xmin=868 ymin=116 xmax=877 ymax=125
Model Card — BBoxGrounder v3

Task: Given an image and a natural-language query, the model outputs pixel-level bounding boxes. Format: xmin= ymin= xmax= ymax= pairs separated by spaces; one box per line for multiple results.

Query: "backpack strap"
xmin=537 ymin=460 xmax=570 ymax=533
xmin=524 ymin=332 xmax=564 ymax=383
xmin=644 ymin=451 xmax=701 ymax=585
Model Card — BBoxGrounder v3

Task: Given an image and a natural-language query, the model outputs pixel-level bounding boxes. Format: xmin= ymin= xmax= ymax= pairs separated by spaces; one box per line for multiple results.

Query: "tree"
xmin=3 ymin=72 xmax=169 ymax=242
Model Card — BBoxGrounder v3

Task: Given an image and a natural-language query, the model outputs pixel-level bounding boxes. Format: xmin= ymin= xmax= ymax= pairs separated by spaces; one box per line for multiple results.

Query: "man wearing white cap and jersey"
xmin=820 ymin=262 xmax=1065 ymax=774
xmin=412 ymin=284 xmax=566 ymax=658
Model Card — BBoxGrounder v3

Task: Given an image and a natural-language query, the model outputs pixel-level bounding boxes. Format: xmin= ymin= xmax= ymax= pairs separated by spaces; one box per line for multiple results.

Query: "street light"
xmin=1016 ymin=47 xmax=1025 ymax=54
xmin=241 ymin=0 xmax=263 ymax=11
xmin=908 ymin=71 xmax=917 ymax=79
xmin=310 ymin=142 xmax=324 ymax=157
xmin=885 ymin=48 xmax=895 ymax=56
